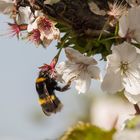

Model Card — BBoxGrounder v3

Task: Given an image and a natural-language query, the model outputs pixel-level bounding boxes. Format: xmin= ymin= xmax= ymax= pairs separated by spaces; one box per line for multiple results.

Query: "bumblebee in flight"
xmin=35 ymin=70 xmax=70 ymax=116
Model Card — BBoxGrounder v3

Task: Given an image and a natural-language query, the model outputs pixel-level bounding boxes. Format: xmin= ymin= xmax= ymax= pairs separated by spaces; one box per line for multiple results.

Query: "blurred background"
xmin=0 ymin=14 xmax=136 ymax=140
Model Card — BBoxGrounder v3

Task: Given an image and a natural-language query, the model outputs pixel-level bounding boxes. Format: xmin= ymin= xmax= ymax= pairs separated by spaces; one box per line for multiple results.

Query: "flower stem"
xmin=51 ymin=32 xmax=70 ymax=67
xmin=134 ymin=104 xmax=140 ymax=115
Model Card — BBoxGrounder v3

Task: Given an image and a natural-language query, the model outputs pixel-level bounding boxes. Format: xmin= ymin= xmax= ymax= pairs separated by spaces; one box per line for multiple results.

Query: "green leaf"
xmin=60 ymin=122 xmax=115 ymax=140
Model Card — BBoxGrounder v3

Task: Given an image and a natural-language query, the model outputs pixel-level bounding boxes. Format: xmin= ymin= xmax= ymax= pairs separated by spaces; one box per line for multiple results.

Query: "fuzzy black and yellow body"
xmin=36 ymin=71 xmax=63 ymax=116
xmin=35 ymin=70 xmax=70 ymax=116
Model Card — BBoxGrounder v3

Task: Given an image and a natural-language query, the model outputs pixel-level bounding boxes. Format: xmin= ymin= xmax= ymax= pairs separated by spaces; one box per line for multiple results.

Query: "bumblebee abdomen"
xmin=38 ymin=95 xmax=63 ymax=116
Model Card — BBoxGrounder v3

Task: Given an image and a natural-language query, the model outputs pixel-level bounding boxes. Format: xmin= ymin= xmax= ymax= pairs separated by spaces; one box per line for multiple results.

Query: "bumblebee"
xmin=35 ymin=70 xmax=70 ymax=116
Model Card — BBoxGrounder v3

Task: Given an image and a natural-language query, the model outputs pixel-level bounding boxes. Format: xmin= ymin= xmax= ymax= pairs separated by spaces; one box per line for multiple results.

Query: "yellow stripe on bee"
xmin=50 ymin=95 xmax=55 ymax=100
xmin=38 ymin=98 xmax=47 ymax=105
xmin=36 ymin=77 xmax=46 ymax=83
xmin=38 ymin=95 xmax=56 ymax=105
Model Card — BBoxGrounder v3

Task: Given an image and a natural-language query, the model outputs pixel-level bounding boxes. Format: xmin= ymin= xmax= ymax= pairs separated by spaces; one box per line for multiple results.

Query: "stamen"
xmin=108 ymin=0 xmax=127 ymax=19
xmin=120 ymin=61 xmax=128 ymax=74
xmin=28 ymin=29 xmax=41 ymax=45
xmin=37 ymin=17 xmax=52 ymax=31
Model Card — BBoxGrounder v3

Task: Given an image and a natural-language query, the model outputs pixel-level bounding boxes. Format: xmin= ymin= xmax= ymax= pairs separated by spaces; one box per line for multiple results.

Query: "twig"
xmin=134 ymin=104 xmax=140 ymax=115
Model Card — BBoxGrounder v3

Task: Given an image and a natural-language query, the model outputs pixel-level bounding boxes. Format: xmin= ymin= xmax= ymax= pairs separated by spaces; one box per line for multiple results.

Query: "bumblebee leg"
xmin=55 ymin=81 xmax=71 ymax=92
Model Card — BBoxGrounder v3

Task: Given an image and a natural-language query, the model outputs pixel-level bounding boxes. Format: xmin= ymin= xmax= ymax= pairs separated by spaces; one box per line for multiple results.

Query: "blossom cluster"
xmin=101 ymin=3 xmax=140 ymax=105
xmin=56 ymin=1 xmax=140 ymax=105
xmin=0 ymin=0 xmax=60 ymax=47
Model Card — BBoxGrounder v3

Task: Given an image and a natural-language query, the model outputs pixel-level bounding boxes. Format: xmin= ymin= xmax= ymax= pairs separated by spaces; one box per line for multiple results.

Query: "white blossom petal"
xmin=65 ymin=48 xmax=97 ymax=65
xmin=59 ymin=61 xmax=79 ymax=83
xmin=87 ymin=65 xmax=100 ymax=79
xmin=101 ymin=70 xmax=124 ymax=93
xmin=119 ymin=14 xmax=129 ymax=38
xmin=107 ymin=52 xmax=121 ymax=72
xmin=134 ymin=28 xmax=140 ymax=42
xmin=124 ymin=91 xmax=140 ymax=104
xmin=17 ymin=7 xmax=34 ymax=24
xmin=123 ymin=54 xmax=140 ymax=95
xmin=56 ymin=62 xmax=66 ymax=75
xmin=112 ymin=42 xmax=137 ymax=63
xmin=123 ymin=72 xmax=140 ymax=95
xmin=27 ymin=21 xmax=38 ymax=32
xmin=119 ymin=6 xmax=140 ymax=42
xmin=75 ymin=72 xmax=91 ymax=93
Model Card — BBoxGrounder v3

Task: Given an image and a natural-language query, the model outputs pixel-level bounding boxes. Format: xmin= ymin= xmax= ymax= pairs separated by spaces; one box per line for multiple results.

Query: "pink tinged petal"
xmin=36 ymin=17 xmax=60 ymax=41
xmin=101 ymin=70 xmax=124 ymax=93
xmin=87 ymin=65 xmax=100 ymax=79
xmin=123 ymin=71 xmax=140 ymax=95
xmin=124 ymin=91 xmax=140 ymax=104
xmin=28 ymin=29 xmax=41 ymax=45
xmin=37 ymin=17 xmax=52 ymax=31
xmin=65 ymin=48 xmax=97 ymax=65
xmin=75 ymin=72 xmax=91 ymax=93
xmin=112 ymin=42 xmax=137 ymax=63
xmin=119 ymin=14 xmax=129 ymax=38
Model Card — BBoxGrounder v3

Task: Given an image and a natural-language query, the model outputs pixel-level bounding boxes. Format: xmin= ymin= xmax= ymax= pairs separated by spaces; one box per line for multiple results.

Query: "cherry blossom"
xmin=56 ymin=48 xmax=100 ymax=93
xmin=101 ymin=42 xmax=140 ymax=104
xmin=27 ymin=16 xmax=60 ymax=47
xmin=119 ymin=6 xmax=140 ymax=43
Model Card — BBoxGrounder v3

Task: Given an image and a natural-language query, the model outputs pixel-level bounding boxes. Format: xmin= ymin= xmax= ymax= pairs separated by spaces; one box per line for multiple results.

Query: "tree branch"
xmin=16 ymin=0 xmax=129 ymax=38
xmin=35 ymin=0 xmax=110 ymax=37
